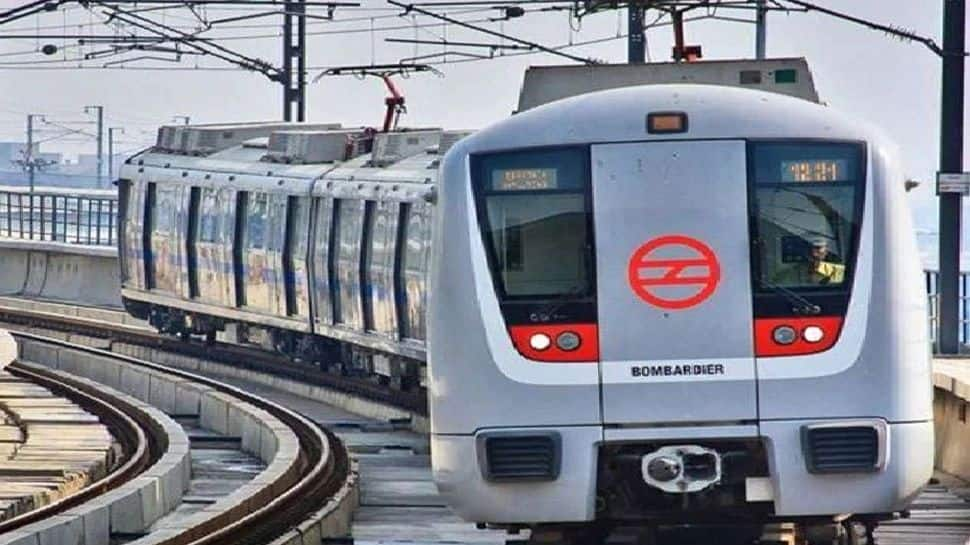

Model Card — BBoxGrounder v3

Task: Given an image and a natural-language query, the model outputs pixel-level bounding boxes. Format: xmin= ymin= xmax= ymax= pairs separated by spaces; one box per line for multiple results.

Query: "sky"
xmin=0 ymin=0 xmax=964 ymax=263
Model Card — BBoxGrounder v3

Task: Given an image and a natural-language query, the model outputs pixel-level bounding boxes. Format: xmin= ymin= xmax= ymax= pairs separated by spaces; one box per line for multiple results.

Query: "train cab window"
xmin=748 ymin=142 xmax=865 ymax=316
xmin=472 ymin=147 xmax=594 ymax=324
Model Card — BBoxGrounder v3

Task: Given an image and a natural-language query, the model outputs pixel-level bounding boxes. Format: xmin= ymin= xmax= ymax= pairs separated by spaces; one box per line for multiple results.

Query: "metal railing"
xmin=0 ymin=186 xmax=117 ymax=246
xmin=925 ymin=270 xmax=970 ymax=351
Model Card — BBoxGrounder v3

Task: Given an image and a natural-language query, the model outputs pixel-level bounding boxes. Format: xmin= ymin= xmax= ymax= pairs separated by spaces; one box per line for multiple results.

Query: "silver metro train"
xmin=119 ymin=122 xmax=468 ymax=387
xmin=429 ymin=83 xmax=932 ymax=541
xmin=118 ymin=59 xmax=931 ymax=542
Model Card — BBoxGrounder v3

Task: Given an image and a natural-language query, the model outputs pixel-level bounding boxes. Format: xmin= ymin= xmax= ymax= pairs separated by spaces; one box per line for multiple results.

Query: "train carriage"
xmin=118 ymin=124 xmax=464 ymax=385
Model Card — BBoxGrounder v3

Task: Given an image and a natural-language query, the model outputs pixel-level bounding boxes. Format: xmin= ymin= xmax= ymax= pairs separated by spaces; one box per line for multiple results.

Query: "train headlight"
xmin=529 ymin=333 xmax=552 ymax=351
xmin=802 ymin=325 xmax=825 ymax=343
xmin=772 ymin=325 xmax=797 ymax=345
xmin=555 ymin=331 xmax=581 ymax=351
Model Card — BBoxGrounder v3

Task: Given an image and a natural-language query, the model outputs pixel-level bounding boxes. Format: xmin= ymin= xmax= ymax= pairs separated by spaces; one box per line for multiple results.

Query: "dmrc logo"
xmin=626 ymin=234 xmax=721 ymax=310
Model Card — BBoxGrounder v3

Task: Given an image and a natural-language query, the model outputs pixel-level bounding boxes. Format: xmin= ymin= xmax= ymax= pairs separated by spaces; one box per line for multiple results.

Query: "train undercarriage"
xmin=125 ymin=298 xmax=424 ymax=391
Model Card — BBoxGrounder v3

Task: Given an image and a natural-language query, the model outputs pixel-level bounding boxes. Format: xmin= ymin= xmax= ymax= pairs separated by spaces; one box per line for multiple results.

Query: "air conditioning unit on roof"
xmin=438 ymin=130 xmax=473 ymax=157
xmin=264 ymin=128 xmax=369 ymax=164
xmin=371 ymin=129 xmax=441 ymax=167
xmin=155 ymin=122 xmax=341 ymax=155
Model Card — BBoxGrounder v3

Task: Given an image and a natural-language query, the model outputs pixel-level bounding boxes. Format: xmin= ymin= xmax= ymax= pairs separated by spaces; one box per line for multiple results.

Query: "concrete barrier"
xmin=0 ymin=358 xmax=191 ymax=545
xmin=10 ymin=335 xmax=359 ymax=545
xmin=933 ymin=360 xmax=970 ymax=481
xmin=0 ymin=240 xmax=119 ymax=308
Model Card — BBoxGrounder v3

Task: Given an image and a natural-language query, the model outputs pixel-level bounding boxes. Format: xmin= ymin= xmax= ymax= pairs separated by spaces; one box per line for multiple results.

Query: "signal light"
xmin=508 ymin=324 xmax=599 ymax=362
xmin=803 ymin=326 xmax=825 ymax=343
xmin=555 ymin=331 xmax=581 ymax=351
xmin=529 ymin=333 xmax=552 ymax=351
xmin=755 ymin=317 xmax=843 ymax=357
xmin=772 ymin=326 xmax=797 ymax=345
xmin=647 ymin=112 xmax=688 ymax=134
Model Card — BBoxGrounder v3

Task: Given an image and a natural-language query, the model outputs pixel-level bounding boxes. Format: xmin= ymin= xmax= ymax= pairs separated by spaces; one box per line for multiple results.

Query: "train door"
xmin=195 ymin=187 xmax=233 ymax=306
xmin=591 ymin=140 xmax=757 ymax=425
xmin=148 ymin=183 xmax=185 ymax=295
xmin=239 ymin=192 xmax=273 ymax=313
xmin=283 ymin=196 xmax=312 ymax=319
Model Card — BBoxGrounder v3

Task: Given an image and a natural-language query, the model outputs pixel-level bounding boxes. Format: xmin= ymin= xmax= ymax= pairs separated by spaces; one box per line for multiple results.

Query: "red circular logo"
xmin=626 ymin=235 xmax=721 ymax=310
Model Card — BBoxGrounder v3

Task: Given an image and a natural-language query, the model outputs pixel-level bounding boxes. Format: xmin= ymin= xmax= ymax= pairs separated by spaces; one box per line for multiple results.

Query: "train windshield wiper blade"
xmin=533 ymin=285 xmax=587 ymax=320
xmin=757 ymin=279 xmax=821 ymax=315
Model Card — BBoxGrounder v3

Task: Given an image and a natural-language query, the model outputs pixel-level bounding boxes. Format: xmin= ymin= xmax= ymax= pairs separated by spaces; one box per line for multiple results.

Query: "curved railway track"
xmin=0 ymin=304 xmax=427 ymax=416
xmin=0 ymin=360 xmax=157 ymax=534
xmin=1 ymin=326 xmax=353 ymax=545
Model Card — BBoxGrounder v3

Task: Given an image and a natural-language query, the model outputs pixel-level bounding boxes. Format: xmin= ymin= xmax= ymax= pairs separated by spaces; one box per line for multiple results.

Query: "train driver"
xmin=772 ymin=237 xmax=845 ymax=286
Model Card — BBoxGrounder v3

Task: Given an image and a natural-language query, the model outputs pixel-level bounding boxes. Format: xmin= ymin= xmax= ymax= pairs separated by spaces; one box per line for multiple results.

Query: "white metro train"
xmin=429 ymin=77 xmax=932 ymax=542
xmin=118 ymin=60 xmax=932 ymax=543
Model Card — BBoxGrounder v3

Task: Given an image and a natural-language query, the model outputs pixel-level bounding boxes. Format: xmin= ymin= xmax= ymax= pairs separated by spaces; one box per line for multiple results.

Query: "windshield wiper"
xmin=532 ymin=284 xmax=587 ymax=322
xmin=757 ymin=278 xmax=821 ymax=315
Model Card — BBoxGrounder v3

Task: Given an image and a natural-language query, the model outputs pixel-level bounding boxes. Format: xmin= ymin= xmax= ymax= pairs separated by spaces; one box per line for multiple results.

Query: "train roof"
xmin=454 ymin=83 xmax=891 ymax=160
xmin=122 ymin=125 xmax=472 ymax=201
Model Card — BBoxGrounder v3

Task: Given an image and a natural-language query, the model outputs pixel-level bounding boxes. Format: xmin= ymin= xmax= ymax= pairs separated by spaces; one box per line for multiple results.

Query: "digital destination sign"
xmin=781 ymin=159 xmax=850 ymax=182
xmin=492 ymin=168 xmax=558 ymax=191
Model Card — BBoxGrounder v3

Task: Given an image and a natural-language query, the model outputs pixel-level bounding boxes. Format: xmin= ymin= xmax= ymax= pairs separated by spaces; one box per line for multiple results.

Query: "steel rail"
xmin=7 ymin=330 xmax=351 ymax=545
xmin=0 ymin=360 xmax=159 ymax=533
xmin=0 ymin=305 xmax=428 ymax=414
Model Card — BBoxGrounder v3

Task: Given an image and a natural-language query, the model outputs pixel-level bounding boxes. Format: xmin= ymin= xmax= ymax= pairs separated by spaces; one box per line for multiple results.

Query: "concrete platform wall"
xmin=933 ymin=371 xmax=970 ymax=481
xmin=0 ymin=241 xmax=119 ymax=308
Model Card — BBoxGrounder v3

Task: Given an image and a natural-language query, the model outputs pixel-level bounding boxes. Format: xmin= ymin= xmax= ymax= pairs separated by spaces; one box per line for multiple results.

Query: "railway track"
xmin=0 ymin=325 xmax=354 ymax=545
xmin=0 ymin=303 xmax=427 ymax=418
xmin=0 ymin=360 xmax=157 ymax=534
xmin=0 ymin=299 xmax=969 ymax=545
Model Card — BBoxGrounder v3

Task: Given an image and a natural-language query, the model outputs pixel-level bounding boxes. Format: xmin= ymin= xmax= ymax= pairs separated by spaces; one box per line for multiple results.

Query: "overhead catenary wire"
xmin=388 ymin=0 xmax=597 ymax=64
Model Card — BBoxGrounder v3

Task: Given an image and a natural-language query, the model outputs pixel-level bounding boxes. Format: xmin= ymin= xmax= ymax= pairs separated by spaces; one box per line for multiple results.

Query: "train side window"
xmin=399 ymin=202 xmax=431 ymax=340
xmin=199 ymin=188 xmax=221 ymax=243
xmin=247 ymin=193 xmax=269 ymax=250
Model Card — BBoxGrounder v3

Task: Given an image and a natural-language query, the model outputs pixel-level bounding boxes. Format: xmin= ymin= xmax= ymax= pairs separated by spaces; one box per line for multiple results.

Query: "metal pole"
xmin=627 ymin=1 xmax=645 ymax=63
xmin=173 ymin=115 xmax=190 ymax=125
xmin=281 ymin=0 xmax=307 ymax=121
xmin=938 ymin=0 xmax=966 ymax=354
xmin=671 ymin=9 xmax=684 ymax=61
xmin=108 ymin=127 xmax=124 ymax=181
xmin=25 ymin=114 xmax=35 ymax=194
xmin=755 ymin=0 xmax=766 ymax=59
xmin=84 ymin=105 xmax=104 ymax=188
xmin=296 ymin=0 xmax=306 ymax=121
xmin=282 ymin=1 xmax=293 ymax=121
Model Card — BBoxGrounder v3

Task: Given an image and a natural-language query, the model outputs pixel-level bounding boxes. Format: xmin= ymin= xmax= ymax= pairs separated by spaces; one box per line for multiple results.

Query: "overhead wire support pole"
xmin=627 ymin=1 xmax=645 ymax=63
xmin=108 ymin=127 xmax=124 ymax=182
xmin=281 ymin=0 xmax=309 ymax=121
xmin=938 ymin=0 xmax=966 ymax=354
xmin=25 ymin=114 xmax=44 ymax=194
xmin=755 ymin=0 xmax=766 ymax=59
xmin=84 ymin=105 xmax=105 ymax=189
xmin=388 ymin=0 xmax=597 ymax=64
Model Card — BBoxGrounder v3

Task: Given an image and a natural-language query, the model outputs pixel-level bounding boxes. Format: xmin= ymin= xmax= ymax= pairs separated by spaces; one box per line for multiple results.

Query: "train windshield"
xmin=472 ymin=147 xmax=594 ymax=304
xmin=749 ymin=142 xmax=865 ymax=309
